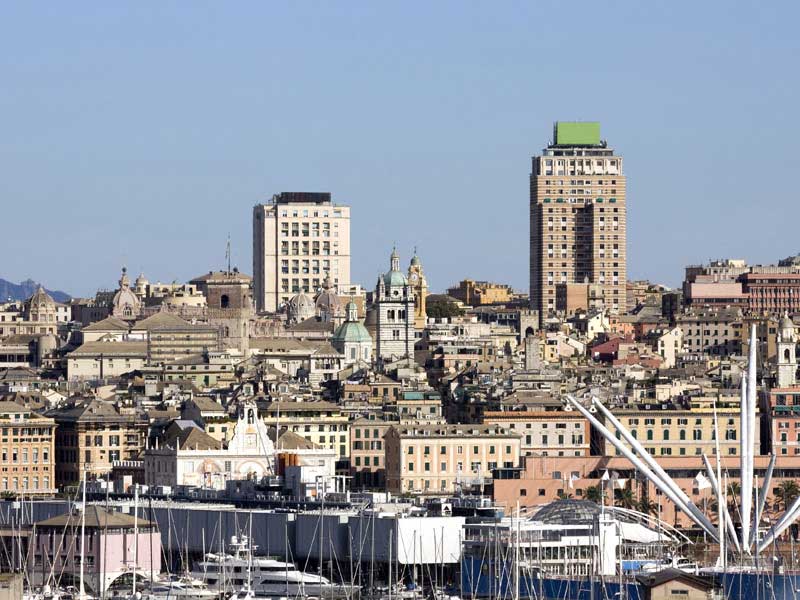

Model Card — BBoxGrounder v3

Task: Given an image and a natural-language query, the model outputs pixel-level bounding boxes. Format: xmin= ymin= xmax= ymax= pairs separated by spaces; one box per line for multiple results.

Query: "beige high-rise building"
xmin=530 ymin=122 xmax=627 ymax=322
xmin=253 ymin=192 xmax=351 ymax=313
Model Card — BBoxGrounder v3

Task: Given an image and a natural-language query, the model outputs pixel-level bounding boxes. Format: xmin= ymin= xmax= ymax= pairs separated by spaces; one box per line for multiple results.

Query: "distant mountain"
xmin=0 ymin=278 xmax=71 ymax=303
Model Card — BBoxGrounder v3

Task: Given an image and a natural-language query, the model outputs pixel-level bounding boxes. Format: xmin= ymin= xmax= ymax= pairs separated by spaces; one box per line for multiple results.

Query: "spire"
xmin=390 ymin=246 xmax=400 ymax=272
xmin=346 ymin=298 xmax=358 ymax=322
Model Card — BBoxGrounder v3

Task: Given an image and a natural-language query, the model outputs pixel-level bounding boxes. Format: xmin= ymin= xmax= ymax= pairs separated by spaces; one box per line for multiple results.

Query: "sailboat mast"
xmin=79 ymin=473 xmax=86 ymax=600
xmin=132 ymin=484 xmax=138 ymax=596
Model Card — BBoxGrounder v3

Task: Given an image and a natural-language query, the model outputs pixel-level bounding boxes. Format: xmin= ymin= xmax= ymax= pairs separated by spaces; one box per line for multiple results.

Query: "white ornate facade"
xmin=375 ymin=248 xmax=415 ymax=361
xmin=144 ymin=402 xmax=275 ymax=490
xmin=777 ymin=313 xmax=797 ymax=388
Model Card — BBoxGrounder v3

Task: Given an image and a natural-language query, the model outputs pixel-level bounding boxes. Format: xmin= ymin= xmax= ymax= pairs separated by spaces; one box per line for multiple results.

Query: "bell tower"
xmin=407 ymin=249 xmax=428 ymax=330
xmin=777 ymin=313 xmax=797 ymax=388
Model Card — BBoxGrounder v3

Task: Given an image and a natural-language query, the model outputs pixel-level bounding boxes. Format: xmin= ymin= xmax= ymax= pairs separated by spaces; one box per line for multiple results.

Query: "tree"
xmin=557 ymin=490 xmax=574 ymax=500
xmin=614 ymin=487 xmax=636 ymax=510
xmin=426 ymin=300 xmax=464 ymax=319
xmin=778 ymin=480 xmax=800 ymax=511
xmin=636 ymin=496 xmax=658 ymax=517
xmin=585 ymin=485 xmax=605 ymax=504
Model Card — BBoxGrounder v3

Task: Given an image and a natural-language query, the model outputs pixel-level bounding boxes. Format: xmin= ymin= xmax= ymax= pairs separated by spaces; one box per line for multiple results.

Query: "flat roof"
xmin=553 ymin=121 xmax=601 ymax=146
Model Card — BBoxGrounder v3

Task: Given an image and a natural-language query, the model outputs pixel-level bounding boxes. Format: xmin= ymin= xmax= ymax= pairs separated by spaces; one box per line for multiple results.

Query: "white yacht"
xmin=193 ymin=535 xmax=357 ymax=598
xmin=121 ymin=575 xmax=219 ymax=600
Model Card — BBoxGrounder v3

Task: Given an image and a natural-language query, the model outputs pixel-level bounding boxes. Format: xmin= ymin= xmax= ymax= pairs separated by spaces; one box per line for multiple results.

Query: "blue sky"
xmin=1 ymin=2 xmax=798 ymax=297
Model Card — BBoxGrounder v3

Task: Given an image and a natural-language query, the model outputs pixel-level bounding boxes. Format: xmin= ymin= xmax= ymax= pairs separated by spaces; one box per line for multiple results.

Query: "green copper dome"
xmin=332 ymin=321 xmax=372 ymax=343
xmin=383 ymin=270 xmax=408 ymax=287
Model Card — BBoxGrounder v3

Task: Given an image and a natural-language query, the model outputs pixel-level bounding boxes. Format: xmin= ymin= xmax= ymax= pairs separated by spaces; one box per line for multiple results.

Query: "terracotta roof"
xmin=167 ymin=427 xmax=221 ymax=451
xmin=82 ymin=316 xmax=130 ymax=332
xmin=189 ymin=271 xmax=252 ymax=283
xmin=132 ymin=312 xmax=193 ymax=331
xmin=69 ymin=341 xmax=147 ymax=358
xmin=275 ymin=430 xmax=320 ymax=450
xmin=186 ymin=397 xmax=227 ymax=412
xmin=37 ymin=506 xmax=155 ymax=529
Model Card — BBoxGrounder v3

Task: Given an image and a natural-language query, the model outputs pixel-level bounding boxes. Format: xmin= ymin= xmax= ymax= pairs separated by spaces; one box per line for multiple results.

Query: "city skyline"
xmin=3 ymin=3 xmax=800 ymax=297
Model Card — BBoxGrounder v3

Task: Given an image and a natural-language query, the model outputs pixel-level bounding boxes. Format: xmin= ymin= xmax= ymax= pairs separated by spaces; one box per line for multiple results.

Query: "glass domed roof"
xmin=532 ymin=499 xmax=604 ymax=525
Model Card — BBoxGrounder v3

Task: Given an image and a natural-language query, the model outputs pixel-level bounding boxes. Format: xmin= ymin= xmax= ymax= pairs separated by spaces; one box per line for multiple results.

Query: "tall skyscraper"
xmin=253 ymin=192 xmax=351 ymax=313
xmin=529 ymin=122 xmax=627 ymax=321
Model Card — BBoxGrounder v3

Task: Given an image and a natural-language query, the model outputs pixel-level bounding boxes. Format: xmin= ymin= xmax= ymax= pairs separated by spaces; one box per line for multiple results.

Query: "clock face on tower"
xmin=409 ymin=273 xmax=419 ymax=284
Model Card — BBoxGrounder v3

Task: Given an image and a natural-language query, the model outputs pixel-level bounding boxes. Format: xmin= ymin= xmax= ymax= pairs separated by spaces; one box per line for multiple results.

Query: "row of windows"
xmin=353 ymin=456 xmax=381 ymax=467
xmin=627 ymin=428 xmax=737 ymax=441
xmin=1 ymin=476 xmax=50 ymax=491
xmin=0 ymin=447 xmax=49 ymax=464
xmin=278 ymin=209 xmax=343 ymax=218
xmin=407 ymin=444 xmax=513 ymax=455
xmin=406 ymin=460 xmax=514 ymax=473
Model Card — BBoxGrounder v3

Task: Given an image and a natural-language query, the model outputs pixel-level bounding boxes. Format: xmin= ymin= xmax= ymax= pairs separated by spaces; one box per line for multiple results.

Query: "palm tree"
xmin=585 ymin=485 xmax=605 ymax=504
xmin=614 ymin=487 xmax=636 ymax=510
xmin=777 ymin=480 xmax=800 ymax=511
xmin=636 ymin=496 xmax=658 ymax=516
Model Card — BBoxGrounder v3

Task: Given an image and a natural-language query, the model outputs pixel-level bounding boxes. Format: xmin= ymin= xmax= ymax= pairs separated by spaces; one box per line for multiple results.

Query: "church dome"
xmin=315 ymin=274 xmax=342 ymax=318
xmin=287 ymin=291 xmax=315 ymax=323
xmin=111 ymin=267 xmax=141 ymax=319
xmin=382 ymin=246 xmax=408 ymax=287
xmin=27 ymin=286 xmax=55 ymax=311
xmin=332 ymin=301 xmax=372 ymax=343
xmin=332 ymin=320 xmax=372 ymax=344
xmin=410 ymin=254 xmax=421 ymax=267
xmin=25 ymin=286 xmax=57 ymax=321
xmin=383 ymin=270 xmax=408 ymax=287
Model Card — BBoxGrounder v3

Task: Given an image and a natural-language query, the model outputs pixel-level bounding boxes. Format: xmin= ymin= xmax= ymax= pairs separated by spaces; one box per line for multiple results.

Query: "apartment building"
xmin=49 ymin=398 xmax=148 ymax=487
xmin=384 ymin=424 xmax=521 ymax=495
xmin=349 ymin=415 xmax=392 ymax=489
xmin=530 ymin=122 xmax=626 ymax=321
xmin=599 ymin=398 xmax=758 ymax=458
xmin=676 ymin=309 xmax=742 ymax=356
xmin=260 ymin=400 xmax=349 ymax=458
xmin=253 ymin=192 xmax=351 ymax=313
xmin=484 ymin=410 xmax=590 ymax=458
xmin=0 ymin=401 xmax=56 ymax=495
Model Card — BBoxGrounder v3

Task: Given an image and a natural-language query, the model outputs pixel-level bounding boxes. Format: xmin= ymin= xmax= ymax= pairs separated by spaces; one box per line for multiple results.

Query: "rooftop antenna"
xmin=226 ymin=234 xmax=232 ymax=274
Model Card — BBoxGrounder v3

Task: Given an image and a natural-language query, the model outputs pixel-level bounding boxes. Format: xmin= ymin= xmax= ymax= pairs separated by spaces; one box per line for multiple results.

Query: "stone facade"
xmin=374 ymin=249 xmax=415 ymax=362
xmin=189 ymin=270 xmax=254 ymax=353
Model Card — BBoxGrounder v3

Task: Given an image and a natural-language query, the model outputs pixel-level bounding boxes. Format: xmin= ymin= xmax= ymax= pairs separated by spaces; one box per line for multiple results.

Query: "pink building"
xmin=30 ymin=506 xmax=161 ymax=595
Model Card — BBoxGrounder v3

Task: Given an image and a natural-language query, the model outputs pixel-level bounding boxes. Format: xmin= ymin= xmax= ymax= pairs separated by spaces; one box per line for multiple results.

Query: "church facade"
xmin=144 ymin=401 xmax=275 ymax=490
xmin=374 ymin=248 xmax=416 ymax=362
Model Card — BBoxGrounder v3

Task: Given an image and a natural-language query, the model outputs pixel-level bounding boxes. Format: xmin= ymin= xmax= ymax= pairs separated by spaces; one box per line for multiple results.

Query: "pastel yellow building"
xmin=384 ymin=424 xmax=521 ymax=495
xmin=0 ymin=401 xmax=56 ymax=495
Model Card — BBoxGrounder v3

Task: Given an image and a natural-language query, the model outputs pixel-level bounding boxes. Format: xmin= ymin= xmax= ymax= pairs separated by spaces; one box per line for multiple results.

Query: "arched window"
xmin=221 ymin=294 xmax=230 ymax=309
xmin=247 ymin=409 xmax=254 ymax=424
xmin=785 ymin=348 xmax=792 ymax=361
xmin=123 ymin=306 xmax=132 ymax=317
xmin=525 ymin=327 xmax=535 ymax=337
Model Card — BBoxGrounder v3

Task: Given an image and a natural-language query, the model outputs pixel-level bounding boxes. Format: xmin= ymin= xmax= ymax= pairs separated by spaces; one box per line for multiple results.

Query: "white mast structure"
xmin=568 ymin=324 xmax=798 ymax=559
